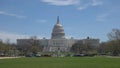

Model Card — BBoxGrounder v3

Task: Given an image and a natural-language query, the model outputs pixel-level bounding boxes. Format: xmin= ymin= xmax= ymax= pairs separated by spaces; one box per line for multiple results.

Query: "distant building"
xmin=17 ymin=16 xmax=100 ymax=52
xmin=82 ymin=37 xmax=100 ymax=48
xmin=17 ymin=39 xmax=41 ymax=46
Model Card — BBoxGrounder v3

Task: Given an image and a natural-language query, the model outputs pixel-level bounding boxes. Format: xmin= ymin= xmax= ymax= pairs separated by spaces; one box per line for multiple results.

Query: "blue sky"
xmin=0 ymin=0 xmax=120 ymax=43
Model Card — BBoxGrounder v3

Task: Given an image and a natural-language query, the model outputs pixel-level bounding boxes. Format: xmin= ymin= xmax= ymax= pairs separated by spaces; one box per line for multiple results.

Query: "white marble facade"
xmin=42 ymin=38 xmax=75 ymax=52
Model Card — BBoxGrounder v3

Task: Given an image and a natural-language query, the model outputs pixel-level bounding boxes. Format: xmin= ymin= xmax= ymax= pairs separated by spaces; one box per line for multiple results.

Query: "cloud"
xmin=91 ymin=0 xmax=103 ymax=6
xmin=0 ymin=31 xmax=30 ymax=43
xmin=36 ymin=19 xmax=47 ymax=23
xmin=41 ymin=0 xmax=103 ymax=10
xmin=77 ymin=3 xmax=89 ymax=10
xmin=0 ymin=11 xmax=26 ymax=18
xmin=41 ymin=0 xmax=80 ymax=6
xmin=96 ymin=13 xmax=109 ymax=22
xmin=77 ymin=0 xmax=103 ymax=10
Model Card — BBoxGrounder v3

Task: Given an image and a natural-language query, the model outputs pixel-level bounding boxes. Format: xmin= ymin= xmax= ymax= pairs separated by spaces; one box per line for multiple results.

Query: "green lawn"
xmin=0 ymin=57 xmax=120 ymax=68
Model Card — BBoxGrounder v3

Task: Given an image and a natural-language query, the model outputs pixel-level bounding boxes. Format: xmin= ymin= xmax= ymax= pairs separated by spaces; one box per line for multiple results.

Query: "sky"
xmin=0 ymin=0 xmax=120 ymax=43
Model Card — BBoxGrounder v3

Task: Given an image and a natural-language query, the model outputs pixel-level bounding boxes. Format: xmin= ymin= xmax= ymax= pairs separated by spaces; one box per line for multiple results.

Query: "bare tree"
xmin=105 ymin=29 xmax=120 ymax=56
xmin=108 ymin=29 xmax=120 ymax=40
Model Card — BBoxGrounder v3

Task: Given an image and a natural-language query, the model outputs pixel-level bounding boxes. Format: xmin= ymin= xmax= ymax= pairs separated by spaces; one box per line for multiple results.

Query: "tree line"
xmin=0 ymin=29 xmax=120 ymax=57
xmin=71 ymin=29 xmax=120 ymax=56
xmin=0 ymin=38 xmax=43 ymax=57
xmin=0 ymin=40 xmax=18 ymax=56
xmin=98 ymin=29 xmax=120 ymax=56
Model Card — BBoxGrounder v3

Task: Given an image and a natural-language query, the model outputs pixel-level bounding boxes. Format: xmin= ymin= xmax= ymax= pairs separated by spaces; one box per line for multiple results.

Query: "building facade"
xmin=17 ymin=17 xmax=100 ymax=52
xmin=41 ymin=16 xmax=75 ymax=52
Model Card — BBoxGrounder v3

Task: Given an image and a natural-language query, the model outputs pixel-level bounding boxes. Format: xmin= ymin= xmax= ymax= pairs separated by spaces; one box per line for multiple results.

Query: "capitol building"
xmin=41 ymin=16 xmax=75 ymax=52
xmin=17 ymin=17 xmax=99 ymax=52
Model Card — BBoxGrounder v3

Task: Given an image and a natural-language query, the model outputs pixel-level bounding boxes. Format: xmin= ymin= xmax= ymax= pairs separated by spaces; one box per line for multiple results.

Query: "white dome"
xmin=51 ymin=16 xmax=65 ymax=39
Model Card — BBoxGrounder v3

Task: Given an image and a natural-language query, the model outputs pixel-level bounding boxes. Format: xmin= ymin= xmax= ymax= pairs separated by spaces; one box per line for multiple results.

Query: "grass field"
xmin=0 ymin=57 xmax=120 ymax=68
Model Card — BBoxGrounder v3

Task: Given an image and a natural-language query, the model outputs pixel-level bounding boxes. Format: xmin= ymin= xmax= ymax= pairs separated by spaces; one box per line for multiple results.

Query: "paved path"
xmin=0 ymin=57 xmax=19 ymax=59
